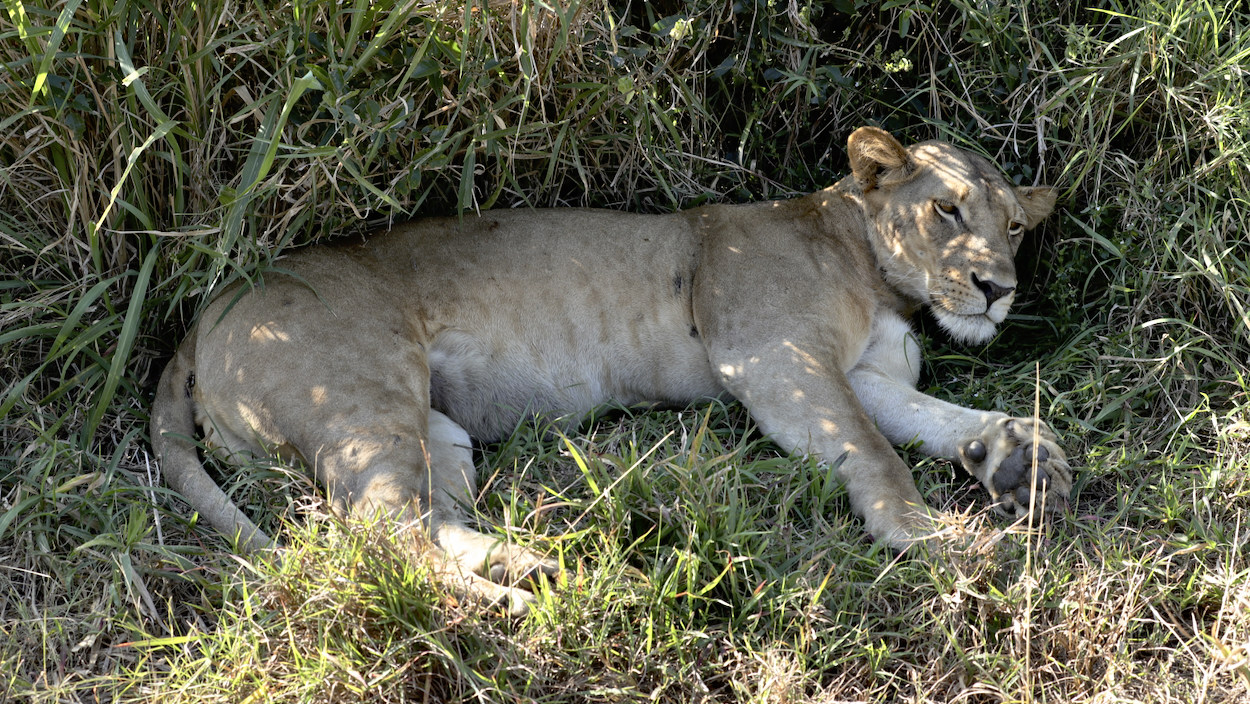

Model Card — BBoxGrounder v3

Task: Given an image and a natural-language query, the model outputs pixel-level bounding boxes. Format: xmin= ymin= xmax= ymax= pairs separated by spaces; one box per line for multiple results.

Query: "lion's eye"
xmin=934 ymin=200 xmax=959 ymax=218
xmin=1009 ymin=222 xmax=1025 ymax=237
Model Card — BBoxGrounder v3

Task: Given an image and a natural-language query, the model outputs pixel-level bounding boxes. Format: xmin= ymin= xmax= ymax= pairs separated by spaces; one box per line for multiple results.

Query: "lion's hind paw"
xmin=436 ymin=529 xmax=560 ymax=616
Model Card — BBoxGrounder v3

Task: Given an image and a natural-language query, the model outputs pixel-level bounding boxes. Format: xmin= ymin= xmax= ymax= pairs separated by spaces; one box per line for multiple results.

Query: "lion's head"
xmin=847 ymin=127 xmax=1056 ymax=344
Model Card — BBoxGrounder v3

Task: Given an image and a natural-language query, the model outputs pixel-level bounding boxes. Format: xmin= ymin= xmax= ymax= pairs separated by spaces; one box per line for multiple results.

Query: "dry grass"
xmin=2 ymin=0 xmax=1249 ymax=701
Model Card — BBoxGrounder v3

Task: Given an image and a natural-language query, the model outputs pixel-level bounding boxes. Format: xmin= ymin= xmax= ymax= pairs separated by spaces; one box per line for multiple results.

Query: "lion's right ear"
xmin=1014 ymin=186 xmax=1058 ymax=229
xmin=848 ymin=127 xmax=914 ymax=192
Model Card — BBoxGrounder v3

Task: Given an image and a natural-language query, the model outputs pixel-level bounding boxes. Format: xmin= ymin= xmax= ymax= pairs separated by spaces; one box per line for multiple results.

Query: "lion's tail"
xmin=152 ymin=326 xmax=272 ymax=554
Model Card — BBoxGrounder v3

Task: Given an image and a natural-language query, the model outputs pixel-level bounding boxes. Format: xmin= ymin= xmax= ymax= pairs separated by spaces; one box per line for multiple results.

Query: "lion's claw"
xmin=959 ymin=417 xmax=1072 ymax=518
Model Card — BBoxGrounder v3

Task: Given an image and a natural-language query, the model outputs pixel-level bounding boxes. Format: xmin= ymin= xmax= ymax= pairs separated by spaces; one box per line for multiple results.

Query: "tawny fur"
xmin=151 ymin=127 xmax=1071 ymax=614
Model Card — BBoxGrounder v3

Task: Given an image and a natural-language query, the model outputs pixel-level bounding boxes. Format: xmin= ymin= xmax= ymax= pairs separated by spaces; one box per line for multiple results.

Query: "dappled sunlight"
xmin=320 ymin=433 xmax=391 ymax=487
xmin=250 ymin=322 xmax=291 ymax=343
xmin=234 ymin=400 xmax=272 ymax=441
xmin=942 ymin=231 xmax=993 ymax=260
xmin=915 ymin=143 xmax=980 ymax=191
xmin=782 ymin=340 xmax=826 ymax=375
xmin=353 ymin=469 xmax=419 ymax=516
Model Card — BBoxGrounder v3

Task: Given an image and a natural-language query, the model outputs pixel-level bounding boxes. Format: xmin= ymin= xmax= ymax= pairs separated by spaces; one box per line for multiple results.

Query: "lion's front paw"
xmin=957 ymin=417 xmax=1072 ymax=517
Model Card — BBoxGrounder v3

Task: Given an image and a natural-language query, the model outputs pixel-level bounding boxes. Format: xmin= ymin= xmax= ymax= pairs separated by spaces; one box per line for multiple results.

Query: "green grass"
xmin=2 ymin=0 xmax=1250 ymax=701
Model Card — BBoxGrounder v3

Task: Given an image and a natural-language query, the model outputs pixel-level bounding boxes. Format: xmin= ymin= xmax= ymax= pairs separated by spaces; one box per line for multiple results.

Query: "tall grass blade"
xmin=83 ymin=246 xmax=157 ymax=446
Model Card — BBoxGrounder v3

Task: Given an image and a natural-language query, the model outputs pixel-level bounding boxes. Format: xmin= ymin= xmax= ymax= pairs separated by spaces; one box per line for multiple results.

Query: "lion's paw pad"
xmin=959 ymin=418 xmax=1072 ymax=518
xmin=993 ymin=442 xmax=1051 ymax=503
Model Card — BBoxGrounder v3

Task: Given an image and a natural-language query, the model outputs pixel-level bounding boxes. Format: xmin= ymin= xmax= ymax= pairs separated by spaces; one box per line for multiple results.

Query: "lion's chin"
xmin=932 ymin=309 xmax=999 ymax=345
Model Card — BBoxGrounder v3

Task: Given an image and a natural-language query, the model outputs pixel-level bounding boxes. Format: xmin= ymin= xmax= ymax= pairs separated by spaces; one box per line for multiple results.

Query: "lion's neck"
xmin=822 ymin=176 xmax=922 ymax=316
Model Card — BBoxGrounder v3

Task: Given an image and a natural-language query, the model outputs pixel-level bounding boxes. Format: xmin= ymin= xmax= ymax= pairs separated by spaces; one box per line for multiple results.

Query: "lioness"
xmin=152 ymin=127 xmax=1072 ymax=613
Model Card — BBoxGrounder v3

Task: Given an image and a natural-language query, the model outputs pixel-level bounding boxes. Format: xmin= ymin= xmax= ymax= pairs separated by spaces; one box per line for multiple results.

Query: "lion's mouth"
xmin=929 ymin=305 xmax=1001 ymax=345
xmin=930 ymin=290 xmax=1014 ymax=327
xmin=985 ymin=305 xmax=1010 ymax=324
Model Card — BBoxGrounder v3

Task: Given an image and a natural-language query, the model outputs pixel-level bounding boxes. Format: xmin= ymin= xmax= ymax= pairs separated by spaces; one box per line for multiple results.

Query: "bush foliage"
xmin=2 ymin=0 xmax=1249 ymax=701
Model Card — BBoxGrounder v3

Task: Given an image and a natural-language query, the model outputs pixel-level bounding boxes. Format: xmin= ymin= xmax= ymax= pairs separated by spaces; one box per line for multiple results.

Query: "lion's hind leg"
xmin=424 ymin=411 xmax=559 ymax=615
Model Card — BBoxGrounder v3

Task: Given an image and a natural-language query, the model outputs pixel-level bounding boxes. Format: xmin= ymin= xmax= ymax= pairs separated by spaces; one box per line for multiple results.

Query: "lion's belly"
xmin=426 ymin=304 xmax=725 ymax=441
xmin=348 ymin=207 xmax=726 ymax=440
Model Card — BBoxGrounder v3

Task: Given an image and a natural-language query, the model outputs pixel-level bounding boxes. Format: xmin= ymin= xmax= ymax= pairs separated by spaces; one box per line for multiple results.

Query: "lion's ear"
xmin=848 ymin=127 xmax=914 ymax=192
xmin=1015 ymin=186 xmax=1058 ymax=229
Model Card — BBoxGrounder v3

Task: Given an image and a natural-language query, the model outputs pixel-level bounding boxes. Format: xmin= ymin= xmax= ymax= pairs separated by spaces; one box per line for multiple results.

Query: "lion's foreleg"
xmin=705 ymin=339 xmax=934 ymax=549
xmin=848 ymin=314 xmax=1072 ymax=516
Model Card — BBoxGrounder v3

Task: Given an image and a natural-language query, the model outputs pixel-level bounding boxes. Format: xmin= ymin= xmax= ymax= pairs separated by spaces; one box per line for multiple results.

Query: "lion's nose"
xmin=971 ymin=273 xmax=1015 ymax=307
